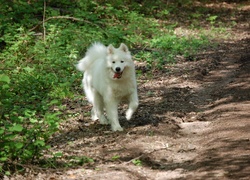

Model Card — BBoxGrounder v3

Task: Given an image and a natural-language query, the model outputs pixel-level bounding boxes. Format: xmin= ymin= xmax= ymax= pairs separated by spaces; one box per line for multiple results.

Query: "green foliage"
xmin=154 ymin=34 xmax=208 ymax=60
xmin=134 ymin=33 xmax=209 ymax=69
xmin=132 ymin=159 xmax=142 ymax=166
xmin=68 ymin=156 xmax=94 ymax=166
xmin=111 ymin=155 xmax=120 ymax=161
xmin=207 ymin=15 xmax=218 ymax=25
xmin=0 ymin=0 xmax=232 ymax=175
xmin=38 ymin=152 xmax=94 ymax=169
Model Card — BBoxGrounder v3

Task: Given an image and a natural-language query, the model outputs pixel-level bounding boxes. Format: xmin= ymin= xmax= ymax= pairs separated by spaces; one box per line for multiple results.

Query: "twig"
xmin=0 ymin=68 xmax=14 ymax=71
xmin=29 ymin=16 xmax=102 ymax=32
xmin=6 ymin=160 xmax=63 ymax=172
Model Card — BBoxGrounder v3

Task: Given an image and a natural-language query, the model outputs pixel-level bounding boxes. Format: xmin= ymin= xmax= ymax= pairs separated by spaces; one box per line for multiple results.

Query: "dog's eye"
xmin=121 ymin=61 xmax=124 ymax=63
xmin=112 ymin=61 xmax=115 ymax=64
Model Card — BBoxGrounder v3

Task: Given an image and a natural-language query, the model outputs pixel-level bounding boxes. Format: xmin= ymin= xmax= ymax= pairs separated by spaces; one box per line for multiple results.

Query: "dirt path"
xmin=8 ymin=3 xmax=250 ymax=180
xmin=177 ymin=38 xmax=250 ymax=179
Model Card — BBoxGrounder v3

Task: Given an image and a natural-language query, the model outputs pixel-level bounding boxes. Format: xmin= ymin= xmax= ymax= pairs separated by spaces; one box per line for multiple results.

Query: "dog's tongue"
xmin=114 ymin=72 xmax=121 ymax=79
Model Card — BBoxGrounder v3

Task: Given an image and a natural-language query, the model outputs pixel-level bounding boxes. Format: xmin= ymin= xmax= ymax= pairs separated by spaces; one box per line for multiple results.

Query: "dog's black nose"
xmin=116 ymin=67 xmax=121 ymax=72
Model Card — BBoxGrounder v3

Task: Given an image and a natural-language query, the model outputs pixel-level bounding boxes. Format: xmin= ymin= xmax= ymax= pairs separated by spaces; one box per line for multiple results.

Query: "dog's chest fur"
xmin=109 ymin=80 xmax=134 ymax=99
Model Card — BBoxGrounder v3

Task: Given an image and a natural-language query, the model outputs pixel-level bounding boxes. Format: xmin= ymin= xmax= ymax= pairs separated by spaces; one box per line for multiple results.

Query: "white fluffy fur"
xmin=77 ymin=42 xmax=138 ymax=131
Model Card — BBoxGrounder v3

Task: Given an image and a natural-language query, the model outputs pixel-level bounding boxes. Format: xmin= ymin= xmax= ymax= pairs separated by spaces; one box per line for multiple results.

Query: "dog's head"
xmin=106 ymin=43 xmax=133 ymax=80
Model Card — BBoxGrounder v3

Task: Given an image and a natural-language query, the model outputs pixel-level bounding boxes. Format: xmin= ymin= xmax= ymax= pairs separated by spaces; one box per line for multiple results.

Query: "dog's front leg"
xmin=105 ymin=99 xmax=123 ymax=131
xmin=92 ymin=92 xmax=108 ymax=124
xmin=126 ymin=92 xmax=139 ymax=120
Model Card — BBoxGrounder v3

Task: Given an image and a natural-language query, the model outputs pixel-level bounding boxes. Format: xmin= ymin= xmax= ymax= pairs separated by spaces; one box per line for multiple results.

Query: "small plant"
xmin=206 ymin=15 xmax=218 ymax=25
xmin=132 ymin=159 xmax=142 ymax=166
xmin=69 ymin=156 xmax=94 ymax=166
xmin=111 ymin=155 xmax=120 ymax=161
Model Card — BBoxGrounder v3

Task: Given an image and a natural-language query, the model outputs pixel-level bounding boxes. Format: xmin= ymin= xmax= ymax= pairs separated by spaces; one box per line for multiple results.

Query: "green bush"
xmin=150 ymin=33 xmax=209 ymax=64
xmin=0 ymin=71 xmax=62 ymax=172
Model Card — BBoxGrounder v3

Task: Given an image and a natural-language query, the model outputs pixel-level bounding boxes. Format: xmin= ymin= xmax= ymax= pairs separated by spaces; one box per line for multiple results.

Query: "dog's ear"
xmin=107 ymin=44 xmax=115 ymax=54
xmin=119 ymin=43 xmax=129 ymax=53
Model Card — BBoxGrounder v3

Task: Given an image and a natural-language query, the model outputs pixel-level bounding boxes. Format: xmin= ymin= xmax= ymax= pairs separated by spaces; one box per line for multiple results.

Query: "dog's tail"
xmin=76 ymin=42 xmax=107 ymax=72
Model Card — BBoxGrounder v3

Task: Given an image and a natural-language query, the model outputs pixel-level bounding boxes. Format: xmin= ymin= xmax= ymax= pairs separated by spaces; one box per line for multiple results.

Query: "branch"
xmin=29 ymin=16 xmax=102 ymax=32
xmin=0 ymin=68 xmax=14 ymax=71
xmin=43 ymin=0 xmax=46 ymax=43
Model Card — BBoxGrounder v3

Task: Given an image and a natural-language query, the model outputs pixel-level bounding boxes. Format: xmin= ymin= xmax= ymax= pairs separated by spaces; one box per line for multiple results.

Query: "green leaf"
xmin=48 ymin=99 xmax=59 ymax=105
xmin=132 ymin=159 xmax=142 ymax=166
xmin=34 ymin=140 xmax=45 ymax=146
xmin=9 ymin=124 xmax=23 ymax=132
xmin=0 ymin=128 xmax=4 ymax=135
xmin=5 ymin=171 xmax=11 ymax=176
xmin=45 ymin=145 xmax=51 ymax=149
xmin=5 ymin=134 xmax=17 ymax=140
xmin=30 ymin=118 xmax=38 ymax=123
xmin=0 ymin=74 xmax=10 ymax=83
xmin=0 ymin=157 xmax=8 ymax=162
xmin=15 ymin=142 xmax=24 ymax=149
xmin=54 ymin=152 xmax=63 ymax=158
xmin=24 ymin=110 xmax=36 ymax=117
xmin=23 ymin=66 xmax=35 ymax=73
xmin=112 ymin=155 xmax=120 ymax=161
xmin=23 ymin=149 xmax=33 ymax=157
xmin=207 ymin=15 xmax=218 ymax=21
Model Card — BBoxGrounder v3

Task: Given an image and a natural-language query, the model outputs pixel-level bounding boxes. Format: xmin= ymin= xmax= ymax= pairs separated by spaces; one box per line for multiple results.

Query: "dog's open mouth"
xmin=113 ymin=71 xmax=123 ymax=79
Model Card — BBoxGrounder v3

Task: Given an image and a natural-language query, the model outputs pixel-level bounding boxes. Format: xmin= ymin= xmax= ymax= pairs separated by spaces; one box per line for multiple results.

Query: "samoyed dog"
xmin=77 ymin=43 xmax=138 ymax=131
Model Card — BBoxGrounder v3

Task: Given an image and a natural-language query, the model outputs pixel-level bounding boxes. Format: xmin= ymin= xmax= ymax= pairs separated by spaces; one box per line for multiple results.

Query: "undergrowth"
xmin=0 ymin=0 xmax=236 ymax=176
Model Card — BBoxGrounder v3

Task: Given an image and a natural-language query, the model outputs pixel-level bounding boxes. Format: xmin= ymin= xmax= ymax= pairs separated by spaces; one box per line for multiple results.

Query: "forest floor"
xmin=7 ymin=2 xmax=249 ymax=180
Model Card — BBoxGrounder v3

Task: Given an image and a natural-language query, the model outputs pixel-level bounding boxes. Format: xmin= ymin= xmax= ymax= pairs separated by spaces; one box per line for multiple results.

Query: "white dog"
xmin=77 ymin=43 xmax=138 ymax=131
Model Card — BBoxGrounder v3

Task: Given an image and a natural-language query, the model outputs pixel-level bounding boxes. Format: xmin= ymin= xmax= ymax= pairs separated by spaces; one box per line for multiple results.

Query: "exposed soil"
xmin=6 ymin=2 xmax=250 ymax=180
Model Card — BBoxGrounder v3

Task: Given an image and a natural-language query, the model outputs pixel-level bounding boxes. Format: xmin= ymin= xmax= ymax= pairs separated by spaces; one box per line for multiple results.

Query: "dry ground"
xmin=6 ymin=2 xmax=250 ymax=180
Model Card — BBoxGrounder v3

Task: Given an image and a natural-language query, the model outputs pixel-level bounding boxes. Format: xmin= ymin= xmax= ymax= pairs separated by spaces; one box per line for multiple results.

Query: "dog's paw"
xmin=91 ymin=109 xmax=98 ymax=121
xmin=125 ymin=109 xmax=133 ymax=121
xmin=111 ymin=125 xmax=123 ymax=132
xmin=99 ymin=115 xmax=109 ymax=125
